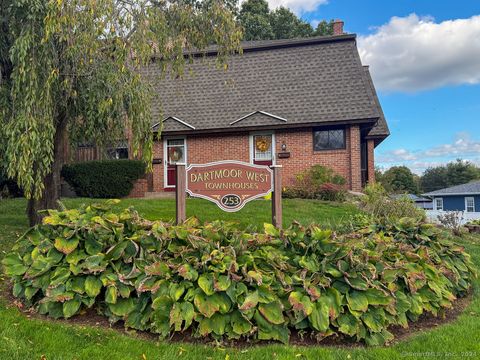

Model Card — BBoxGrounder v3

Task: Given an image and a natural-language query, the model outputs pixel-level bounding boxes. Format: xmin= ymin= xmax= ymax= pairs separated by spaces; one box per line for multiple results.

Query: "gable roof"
xmin=423 ymin=181 xmax=480 ymax=196
xmin=146 ymin=34 xmax=389 ymax=142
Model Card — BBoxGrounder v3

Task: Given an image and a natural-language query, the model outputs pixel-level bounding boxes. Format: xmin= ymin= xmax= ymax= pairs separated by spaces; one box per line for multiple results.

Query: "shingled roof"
xmin=144 ymin=34 xmax=389 ymax=144
xmin=423 ymin=181 xmax=480 ymax=196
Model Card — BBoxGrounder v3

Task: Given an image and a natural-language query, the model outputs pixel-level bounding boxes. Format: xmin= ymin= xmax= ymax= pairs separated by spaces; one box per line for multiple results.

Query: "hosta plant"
xmin=3 ymin=201 xmax=476 ymax=345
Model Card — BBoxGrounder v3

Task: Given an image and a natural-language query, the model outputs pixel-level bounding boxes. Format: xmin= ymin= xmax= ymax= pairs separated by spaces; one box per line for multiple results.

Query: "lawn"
xmin=0 ymin=197 xmax=479 ymax=360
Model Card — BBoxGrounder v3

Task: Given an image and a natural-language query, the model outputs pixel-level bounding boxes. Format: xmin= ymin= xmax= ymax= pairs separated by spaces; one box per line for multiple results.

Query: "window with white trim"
xmin=465 ymin=197 xmax=475 ymax=213
xmin=434 ymin=198 xmax=443 ymax=211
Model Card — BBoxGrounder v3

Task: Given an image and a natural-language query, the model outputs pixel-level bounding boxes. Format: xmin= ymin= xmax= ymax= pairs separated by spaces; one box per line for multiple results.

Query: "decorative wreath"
xmin=169 ymin=147 xmax=183 ymax=162
xmin=255 ymin=136 xmax=271 ymax=152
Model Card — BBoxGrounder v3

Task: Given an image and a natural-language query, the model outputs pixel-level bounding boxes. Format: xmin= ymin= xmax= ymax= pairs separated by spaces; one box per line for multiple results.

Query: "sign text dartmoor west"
xmin=186 ymin=161 xmax=273 ymax=211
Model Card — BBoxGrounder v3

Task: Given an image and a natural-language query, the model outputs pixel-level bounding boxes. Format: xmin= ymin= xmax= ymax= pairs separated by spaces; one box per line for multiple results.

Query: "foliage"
xmin=0 ymin=0 xmax=241 ymax=217
xmin=361 ymin=183 xmax=426 ymax=221
xmin=378 ymin=166 xmax=419 ymax=194
xmin=421 ymin=159 xmax=480 ymax=193
xmin=239 ymin=0 xmax=333 ymax=41
xmin=437 ymin=211 xmax=465 ymax=236
xmin=283 ymin=165 xmax=347 ymax=201
xmin=61 ymin=160 xmax=146 ymax=198
xmin=3 ymin=201 xmax=476 ymax=346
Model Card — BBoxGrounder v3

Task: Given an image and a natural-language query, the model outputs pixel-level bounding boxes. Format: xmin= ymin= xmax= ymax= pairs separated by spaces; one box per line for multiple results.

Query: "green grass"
xmin=0 ymin=198 xmax=479 ymax=360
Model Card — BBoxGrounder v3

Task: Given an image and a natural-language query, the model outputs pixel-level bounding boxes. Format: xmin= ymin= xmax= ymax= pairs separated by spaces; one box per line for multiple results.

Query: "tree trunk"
xmin=27 ymin=118 xmax=68 ymax=226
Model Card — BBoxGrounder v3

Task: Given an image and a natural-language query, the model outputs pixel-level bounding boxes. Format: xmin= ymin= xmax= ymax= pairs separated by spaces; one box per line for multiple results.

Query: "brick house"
xmin=76 ymin=23 xmax=389 ymax=197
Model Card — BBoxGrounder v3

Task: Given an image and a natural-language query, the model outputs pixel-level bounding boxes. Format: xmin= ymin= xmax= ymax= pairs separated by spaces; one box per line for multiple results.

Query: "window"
xmin=465 ymin=197 xmax=475 ymax=213
xmin=434 ymin=198 xmax=443 ymax=211
xmin=313 ymin=127 xmax=345 ymax=151
xmin=107 ymin=141 xmax=129 ymax=159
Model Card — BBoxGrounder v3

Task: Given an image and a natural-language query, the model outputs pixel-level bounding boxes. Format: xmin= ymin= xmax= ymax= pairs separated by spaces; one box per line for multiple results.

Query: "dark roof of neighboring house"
xmin=144 ymin=34 xmax=389 ymax=143
xmin=423 ymin=181 xmax=480 ymax=196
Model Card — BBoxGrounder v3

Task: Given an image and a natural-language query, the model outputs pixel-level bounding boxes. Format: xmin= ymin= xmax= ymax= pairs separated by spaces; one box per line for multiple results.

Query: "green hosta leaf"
xmin=85 ymin=238 xmax=103 ymax=255
xmin=177 ymin=264 xmax=198 ymax=281
xmin=257 ymin=286 xmax=276 ymax=304
xmin=365 ymin=329 xmax=394 ymax=346
xmin=109 ymin=298 xmax=136 ymax=317
xmin=239 ymin=291 xmax=259 ymax=311
xmin=345 ymin=276 xmax=369 ymax=291
xmin=68 ymin=277 xmax=86 ymax=294
xmin=85 ymin=276 xmax=103 ymax=297
xmin=231 ymin=311 xmax=252 ymax=335
xmin=145 ymin=262 xmax=170 ymax=276
xmin=169 ymin=283 xmax=185 ymax=301
xmin=194 ymin=293 xmax=219 ymax=318
xmin=337 ymin=313 xmax=359 ymax=336
xmin=54 ymin=237 xmax=79 ymax=255
xmin=105 ymin=286 xmax=117 ymax=304
xmin=365 ymin=288 xmax=392 ymax=306
xmin=198 ymin=274 xmax=215 ymax=296
xmin=362 ymin=308 xmax=385 ymax=333
xmin=2 ymin=253 xmax=28 ymax=276
xmin=24 ymin=286 xmax=39 ymax=301
xmin=309 ymin=298 xmax=330 ymax=332
xmin=170 ymin=302 xmax=194 ymax=331
xmin=258 ymin=301 xmax=284 ymax=325
xmin=288 ymin=291 xmax=313 ymax=316
xmin=152 ymin=295 xmax=173 ymax=315
xmin=63 ymin=298 xmax=81 ymax=318
xmin=395 ymin=291 xmax=411 ymax=314
xmin=264 ymin=223 xmax=279 ymax=237
xmin=50 ymin=267 xmax=71 ymax=287
xmin=199 ymin=313 xmax=228 ymax=336
xmin=213 ymin=275 xmax=231 ymax=292
xmin=65 ymin=250 xmax=87 ymax=265
xmin=106 ymin=242 xmax=129 ymax=261
xmin=347 ymin=291 xmax=369 ymax=312
xmin=254 ymin=310 xmax=289 ymax=344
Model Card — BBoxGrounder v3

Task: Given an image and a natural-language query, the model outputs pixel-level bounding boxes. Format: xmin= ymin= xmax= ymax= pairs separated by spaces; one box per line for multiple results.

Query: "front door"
xmin=164 ymin=138 xmax=186 ymax=189
xmin=252 ymin=133 xmax=274 ymax=166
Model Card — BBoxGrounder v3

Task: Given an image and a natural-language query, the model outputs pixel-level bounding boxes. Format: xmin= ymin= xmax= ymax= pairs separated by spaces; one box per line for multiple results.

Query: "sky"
xmin=264 ymin=0 xmax=480 ymax=174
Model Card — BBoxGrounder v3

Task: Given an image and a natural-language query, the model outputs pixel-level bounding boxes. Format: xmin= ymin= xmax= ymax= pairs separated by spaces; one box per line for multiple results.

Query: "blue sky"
xmin=268 ymin=0 xmax=480 ymax=174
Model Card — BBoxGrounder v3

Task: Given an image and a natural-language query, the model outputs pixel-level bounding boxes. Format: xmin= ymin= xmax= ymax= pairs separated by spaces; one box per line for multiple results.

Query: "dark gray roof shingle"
xmin=143 ymin=34 xmax=388 ymax=142
xmin=423 ymin=181 xmax=480 ymax=196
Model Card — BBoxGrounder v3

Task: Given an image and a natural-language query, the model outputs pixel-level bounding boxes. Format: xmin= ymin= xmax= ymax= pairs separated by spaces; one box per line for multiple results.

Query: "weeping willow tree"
xmin=0 ymin=0 xmax=242 ymax=225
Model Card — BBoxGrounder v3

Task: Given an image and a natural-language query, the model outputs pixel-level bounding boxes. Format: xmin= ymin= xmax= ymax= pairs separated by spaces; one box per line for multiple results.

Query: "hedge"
xmin=61 ymin=160 xmax=146 ymax=198
xmin=3 ymin=201 xmax=476 ymax=345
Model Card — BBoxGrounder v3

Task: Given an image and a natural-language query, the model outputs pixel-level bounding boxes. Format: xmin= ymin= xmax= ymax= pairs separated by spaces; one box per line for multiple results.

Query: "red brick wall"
xmin=275 ymin=127 xmax=353 ymax=188
xmin=367 ymin=139 xmax=375 ymax=184
xmin=349 ymin=125 xmax=362 ymax=192
xmin=146 ymin=126 xmax=368 ymax=193
xmin=128 ymin=177 xmax=148 ymax=198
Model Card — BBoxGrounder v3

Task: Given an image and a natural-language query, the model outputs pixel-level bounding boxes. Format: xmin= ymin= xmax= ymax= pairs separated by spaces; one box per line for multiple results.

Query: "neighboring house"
xmin=74 ymin=22 xmax=390 ymax=196
xmin=391 ymin=194 xmax=433 ymax=210
xmin=423 ymin=181 xmax=480 ymax=224
xmin=424 ymin=181 xmax=480 ymax=212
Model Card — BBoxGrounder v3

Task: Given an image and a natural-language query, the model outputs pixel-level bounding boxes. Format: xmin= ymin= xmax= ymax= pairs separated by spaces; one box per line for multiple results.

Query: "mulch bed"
xmin=2 ymin=281 xmax=473 ymax=348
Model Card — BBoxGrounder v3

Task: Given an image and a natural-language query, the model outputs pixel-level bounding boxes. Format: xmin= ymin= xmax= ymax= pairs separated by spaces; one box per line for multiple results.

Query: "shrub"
xmin=437 ymin=211 xmax=464 ymax=236
xmin=61 ymin=160 xmax=146 ymax=198
xmin=3 ymin=201 xmax=475 ymax=346
xmin=360 ymin=183 xmax=425 ymax=221
xmin=284 ymin=165 xmax=347 ymax=201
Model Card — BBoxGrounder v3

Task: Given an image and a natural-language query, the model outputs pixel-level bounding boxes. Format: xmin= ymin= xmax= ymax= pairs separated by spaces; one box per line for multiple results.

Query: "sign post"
xmin=175 ymin=163 xmax=186 ymax=224
xmin=175 ymin=160 xmax=282 ymax=228
xmin=271 ymin=165 xmax=282 ymax=229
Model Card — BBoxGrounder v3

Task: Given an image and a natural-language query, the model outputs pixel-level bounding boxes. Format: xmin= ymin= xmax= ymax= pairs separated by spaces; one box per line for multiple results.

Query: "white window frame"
xmin=434 ymin=197 xmax=444 ymax=211
xmin=465 ymin=197 xmax=475 ymax=213
xmin=249 ymin=131 xmax=276 ymax=165
xmin=163 ymin=136 xmax=187 ymax=188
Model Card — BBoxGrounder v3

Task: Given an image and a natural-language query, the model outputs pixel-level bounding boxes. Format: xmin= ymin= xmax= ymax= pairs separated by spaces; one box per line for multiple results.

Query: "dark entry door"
xmin=252 ymin=134 xmax=274 ymax=166
xmin=165 ymin=139 xmax=186 ymax=188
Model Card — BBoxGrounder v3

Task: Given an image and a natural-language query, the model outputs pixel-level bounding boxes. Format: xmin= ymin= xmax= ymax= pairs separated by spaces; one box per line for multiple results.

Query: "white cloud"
xmin=358 ymin=14 xmax=480 ymax=92
xmin=266 ymin=0 xmax=328 ymax=14
xmin=377 ymin=133 xmax=480 ymax=174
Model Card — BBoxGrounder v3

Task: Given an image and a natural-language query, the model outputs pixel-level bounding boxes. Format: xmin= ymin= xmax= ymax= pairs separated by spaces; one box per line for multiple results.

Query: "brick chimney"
xmin=333 ymin=19 xmax=344 ymax=35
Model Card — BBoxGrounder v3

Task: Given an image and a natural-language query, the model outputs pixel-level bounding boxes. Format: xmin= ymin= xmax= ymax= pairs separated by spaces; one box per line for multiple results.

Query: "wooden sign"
xmin=185 ymin=160 xmax=273 ymax=212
